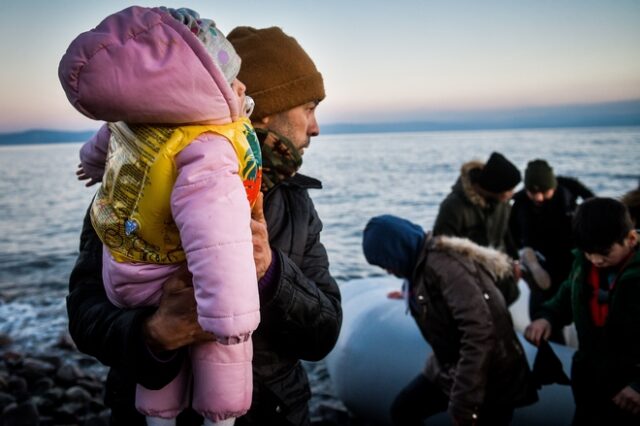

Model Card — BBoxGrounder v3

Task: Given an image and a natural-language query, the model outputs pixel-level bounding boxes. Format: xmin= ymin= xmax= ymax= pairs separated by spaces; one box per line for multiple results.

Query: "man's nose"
xmin=308 ymin=113 xmax=320 ymax=137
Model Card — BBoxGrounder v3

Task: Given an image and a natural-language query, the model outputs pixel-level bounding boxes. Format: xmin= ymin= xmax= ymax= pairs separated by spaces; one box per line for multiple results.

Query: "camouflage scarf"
xmin=256 ymin=128 xmax=302 ymax=192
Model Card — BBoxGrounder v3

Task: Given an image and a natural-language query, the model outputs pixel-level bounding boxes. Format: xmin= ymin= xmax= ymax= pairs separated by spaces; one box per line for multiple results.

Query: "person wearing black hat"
xmin=433 ymin=151 xmax=520 ymax=255
xmin=510 ymin=159 xmax=594 ymax=343
xmin=433 ymin=152 xmax=521 ymax=255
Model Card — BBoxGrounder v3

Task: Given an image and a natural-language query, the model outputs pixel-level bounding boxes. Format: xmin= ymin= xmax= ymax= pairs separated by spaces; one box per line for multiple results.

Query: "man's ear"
xmin=252 ymin=115 xmax=270 ymax=130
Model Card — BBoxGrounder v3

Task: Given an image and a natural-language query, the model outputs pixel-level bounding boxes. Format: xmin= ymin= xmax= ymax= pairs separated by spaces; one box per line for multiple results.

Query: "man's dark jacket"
xmin=509 ymin=176 xmax=594 ymax=287
xmin=67 ymin=172 xmax=342 ymax=426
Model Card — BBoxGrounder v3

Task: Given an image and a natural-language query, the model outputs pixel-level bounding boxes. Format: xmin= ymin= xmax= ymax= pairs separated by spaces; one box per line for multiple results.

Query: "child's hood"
xmin=58 ymin=6 xmax=239 ymax=125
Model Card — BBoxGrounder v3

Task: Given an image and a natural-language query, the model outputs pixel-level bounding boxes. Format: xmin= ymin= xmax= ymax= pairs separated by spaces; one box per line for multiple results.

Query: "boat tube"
xmin=325 ymin=277 xmax=576 ymax=425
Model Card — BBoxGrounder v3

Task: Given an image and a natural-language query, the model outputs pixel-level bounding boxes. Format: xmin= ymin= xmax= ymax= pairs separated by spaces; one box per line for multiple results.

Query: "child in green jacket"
xmin=525 ymin=197 xmax=640 ymax=425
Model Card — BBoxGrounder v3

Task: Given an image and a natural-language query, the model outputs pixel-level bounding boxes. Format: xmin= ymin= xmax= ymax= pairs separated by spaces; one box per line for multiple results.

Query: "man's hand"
xmin=612 ymin=386 xmax=640 ymax=416
xmin=251 ymin=192 xmax=272 ymax=279
xmin=143 ymin=265 xmax=214 ymax=353
xmin=524 ymin=318 xmax=552 ymax=346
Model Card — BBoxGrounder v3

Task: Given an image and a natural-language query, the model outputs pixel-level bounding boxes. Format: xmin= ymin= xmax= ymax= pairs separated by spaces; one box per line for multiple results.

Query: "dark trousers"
xmin=390 ymin=373 xmax=514 ymax=426
xmin=573 ymin=403 xmax=638 ymax=426
xmin=571 ymin=369 xmax=639 ymax=426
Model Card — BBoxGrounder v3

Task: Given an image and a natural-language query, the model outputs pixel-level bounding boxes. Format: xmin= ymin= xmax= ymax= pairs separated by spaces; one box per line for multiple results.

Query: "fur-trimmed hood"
xmin=454 ymin=160 xmax=488 ymax=209
xmin=431 ymin=234 xmax=513 ymax=281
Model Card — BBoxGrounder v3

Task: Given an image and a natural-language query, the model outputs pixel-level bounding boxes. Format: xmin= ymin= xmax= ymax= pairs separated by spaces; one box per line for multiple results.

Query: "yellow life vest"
xmin=91 ymin=118 xmax=262 ymax=264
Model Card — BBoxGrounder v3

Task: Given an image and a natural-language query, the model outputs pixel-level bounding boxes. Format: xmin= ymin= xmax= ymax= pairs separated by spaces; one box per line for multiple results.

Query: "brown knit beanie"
xmin=227 ymin=26 xmax=325 ymax=120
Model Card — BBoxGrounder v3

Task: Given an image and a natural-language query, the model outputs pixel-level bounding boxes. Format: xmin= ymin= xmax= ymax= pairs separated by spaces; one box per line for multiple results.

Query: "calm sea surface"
xmin=1 ymin=126 xmax=639 ymax=353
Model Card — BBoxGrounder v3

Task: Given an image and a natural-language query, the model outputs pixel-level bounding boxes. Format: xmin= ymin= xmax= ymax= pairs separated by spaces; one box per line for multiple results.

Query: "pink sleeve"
xmin=79 ymin=124 xmax=110 ymax=182
xmin=171 ymin=133 xmax=260 ymax=340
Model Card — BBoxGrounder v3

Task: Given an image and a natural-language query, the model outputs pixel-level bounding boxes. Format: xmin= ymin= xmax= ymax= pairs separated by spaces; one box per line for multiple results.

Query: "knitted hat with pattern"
xmin=227 ymin=26 xmax=325 ymax=120
xmin=161 ymin=7 xmax=240 ymax=84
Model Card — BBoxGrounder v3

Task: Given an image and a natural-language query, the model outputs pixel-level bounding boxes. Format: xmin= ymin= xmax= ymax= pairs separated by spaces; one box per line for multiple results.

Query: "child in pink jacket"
xmin=59 ymin=7 xmax=261 ymax=426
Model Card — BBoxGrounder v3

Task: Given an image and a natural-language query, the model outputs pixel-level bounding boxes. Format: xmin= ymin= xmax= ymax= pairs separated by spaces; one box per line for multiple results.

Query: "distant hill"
xmin=2 ymin=99 xmax=639 ymax=143
xmin=322 ymin=99 xmax=640 ymax=134
xmin=0 ymin=129 xmax=96 ymax=145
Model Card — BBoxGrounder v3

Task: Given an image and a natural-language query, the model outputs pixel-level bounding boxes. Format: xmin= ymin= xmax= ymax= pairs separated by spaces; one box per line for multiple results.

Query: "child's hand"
xmin=451 ymin=413 xmax=478 ymax=426
xmin=524 ymin=319 xmax=552 ymax=346
xmin=612 ymin=386 xmax=640 ymax=416
xmin=251 ymin=193 xmax=272 ymax=279
xmin=76 ymin=163 xmax=101 ymax=187
xmin=387 ymin=290 xmax=403 ymax=300
xmin=512 ymin=260 xmax=522 ymax=281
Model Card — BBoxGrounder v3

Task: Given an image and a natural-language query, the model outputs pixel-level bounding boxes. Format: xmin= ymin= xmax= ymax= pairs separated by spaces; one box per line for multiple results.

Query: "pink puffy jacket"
xmin=60 ymin=5 xmax=259 ymax=344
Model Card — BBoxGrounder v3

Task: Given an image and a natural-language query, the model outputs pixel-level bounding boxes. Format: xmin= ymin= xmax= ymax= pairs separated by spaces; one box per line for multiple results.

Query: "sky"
xmin=1 ymin=0 xmax=639 ymax=132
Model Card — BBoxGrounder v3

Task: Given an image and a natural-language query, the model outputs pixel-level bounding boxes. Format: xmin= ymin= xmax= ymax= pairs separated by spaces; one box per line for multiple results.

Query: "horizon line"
xmin=1 ymin=97 xmax=640 ymax=141
xmin=2 ymin=122 xmax=640 ymax=146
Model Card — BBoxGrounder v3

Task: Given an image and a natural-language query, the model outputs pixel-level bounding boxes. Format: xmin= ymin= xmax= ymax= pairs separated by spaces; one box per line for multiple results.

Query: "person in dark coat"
xmin=433 ymin=152 xmax=521 ymax=258
xmin=67 ymin=26 xmax=342 ymax=426
xmin=510 ymin=159 xmax=594 ymax=342
xmin=433 ymin=152 xmax=523 ymax=305
xmin=525 ymin=198 xmax=640 ymax=425
xmin=363 ymin=215 xmax=537 ymax=426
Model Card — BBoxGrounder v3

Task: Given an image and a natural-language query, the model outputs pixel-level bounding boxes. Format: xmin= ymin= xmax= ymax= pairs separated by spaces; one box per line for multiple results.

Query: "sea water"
xmin=0 ymin=126 xmax=638 ymax=409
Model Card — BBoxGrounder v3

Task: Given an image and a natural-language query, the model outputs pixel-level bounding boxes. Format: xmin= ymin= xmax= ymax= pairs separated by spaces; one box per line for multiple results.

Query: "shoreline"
xmin=0 ymin=335 xmax=355 ymax=426
xmin=0 ymin=335 xmax=109 ymax=425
